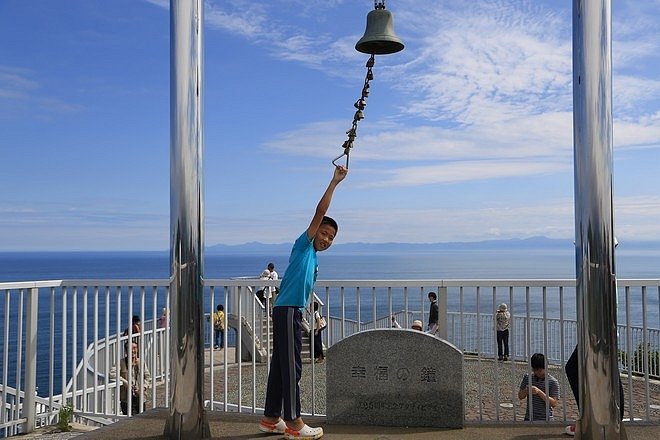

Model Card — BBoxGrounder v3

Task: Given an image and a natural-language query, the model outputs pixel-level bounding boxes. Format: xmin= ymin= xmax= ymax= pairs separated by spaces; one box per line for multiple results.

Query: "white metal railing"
xmin=1 ymin=278 xmax=659 ymax=436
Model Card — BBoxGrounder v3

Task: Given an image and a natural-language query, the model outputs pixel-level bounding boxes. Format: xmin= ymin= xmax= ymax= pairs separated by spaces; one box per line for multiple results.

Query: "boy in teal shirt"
xmin=259 ymin=165 xmax=347 ymax=440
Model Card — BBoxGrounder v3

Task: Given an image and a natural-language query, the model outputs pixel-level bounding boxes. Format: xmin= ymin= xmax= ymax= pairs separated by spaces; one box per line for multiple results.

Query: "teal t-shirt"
xmin=274 ymin=231 xmax=318 ymax=308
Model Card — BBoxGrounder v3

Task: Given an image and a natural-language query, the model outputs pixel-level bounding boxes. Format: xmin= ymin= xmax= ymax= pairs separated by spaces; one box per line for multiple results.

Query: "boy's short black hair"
xmin=217 ymin=304 xmax=224 ymax=311
xmin=321 ymin=216 xmax=338 ymax=233
xmin=428 ymin=291 xmax=437 ymax=300
xmin=531 ymin=352 xmax=546 ymax=370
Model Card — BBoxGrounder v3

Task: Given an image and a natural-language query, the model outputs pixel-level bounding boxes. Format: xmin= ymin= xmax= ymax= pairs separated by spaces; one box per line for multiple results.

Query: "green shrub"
xmin=57 ymin=404 xmax=74 ymax=432
xmin=619 ymin=343 xmax=660 ymax=379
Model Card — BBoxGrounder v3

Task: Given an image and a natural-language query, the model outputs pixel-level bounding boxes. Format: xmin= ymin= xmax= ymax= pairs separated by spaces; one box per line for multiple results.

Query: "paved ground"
xmin=194 ymin=349 xmax=660 ymax=423
xmin=19 ymin=409 xmax=660 ymax=440
xmin=15 ymin=351 xmax=660 ymax=439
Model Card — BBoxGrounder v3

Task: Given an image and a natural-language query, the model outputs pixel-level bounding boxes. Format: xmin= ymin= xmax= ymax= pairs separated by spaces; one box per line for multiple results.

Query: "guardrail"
xmin=1 ymin=278 xmax=659 ymax=436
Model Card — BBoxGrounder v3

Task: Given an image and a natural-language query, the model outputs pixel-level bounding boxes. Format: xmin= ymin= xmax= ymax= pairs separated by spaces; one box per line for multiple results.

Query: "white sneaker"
xmin=259 ymin=419 xmax=287 ymax=434
xmin=565 ymin=424 xmax=576 ymax=436
xmin=284 ymin=424 xmax=323 ymax=439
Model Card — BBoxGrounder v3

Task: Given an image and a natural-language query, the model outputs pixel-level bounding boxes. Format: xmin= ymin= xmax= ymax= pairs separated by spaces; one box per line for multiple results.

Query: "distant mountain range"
xmin=206 ymin=236 xmax=660 ymax=255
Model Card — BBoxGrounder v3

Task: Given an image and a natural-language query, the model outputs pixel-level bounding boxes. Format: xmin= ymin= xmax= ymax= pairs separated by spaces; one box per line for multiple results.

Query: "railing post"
xmin=437 ymin=286 xmax=448 ymax=339
xmin=22 ymin=286 xmax=38 ymax=433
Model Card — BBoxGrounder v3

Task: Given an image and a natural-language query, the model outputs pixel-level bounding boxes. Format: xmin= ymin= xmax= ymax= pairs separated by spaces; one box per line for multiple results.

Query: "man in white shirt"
xmin=259 ymin=262 xmax=279 ymax=314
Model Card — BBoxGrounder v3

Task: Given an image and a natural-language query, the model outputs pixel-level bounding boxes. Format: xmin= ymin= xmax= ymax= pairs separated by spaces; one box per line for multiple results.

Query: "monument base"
xmin=326 ymin=329 xmax=464 ymax=428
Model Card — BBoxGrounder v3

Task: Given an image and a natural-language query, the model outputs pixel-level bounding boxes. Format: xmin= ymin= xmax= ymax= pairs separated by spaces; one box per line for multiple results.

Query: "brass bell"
xmin=355 ymin=5 xmax=404 ymax=55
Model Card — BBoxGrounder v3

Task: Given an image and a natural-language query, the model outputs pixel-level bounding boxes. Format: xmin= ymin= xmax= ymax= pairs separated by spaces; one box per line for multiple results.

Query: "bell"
xmin=355 ymin=8 xmax=404 ymax=55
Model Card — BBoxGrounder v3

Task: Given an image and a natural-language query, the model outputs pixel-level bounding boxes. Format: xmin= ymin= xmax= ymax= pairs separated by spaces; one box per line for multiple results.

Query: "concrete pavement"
xmin=58 ymin=408 xmax=660 ymax=440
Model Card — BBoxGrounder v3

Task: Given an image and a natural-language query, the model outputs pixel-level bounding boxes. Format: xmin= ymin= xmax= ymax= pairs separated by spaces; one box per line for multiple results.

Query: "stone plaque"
xmin=326 ymin=329 xmax=463 ymax=428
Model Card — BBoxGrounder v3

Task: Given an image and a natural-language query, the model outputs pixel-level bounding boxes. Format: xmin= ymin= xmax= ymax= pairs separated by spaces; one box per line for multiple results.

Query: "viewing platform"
xmin=2 ymin=278 xmax=659 ymax=438
xmin=16 ymin=409 xmax=660 ymax=440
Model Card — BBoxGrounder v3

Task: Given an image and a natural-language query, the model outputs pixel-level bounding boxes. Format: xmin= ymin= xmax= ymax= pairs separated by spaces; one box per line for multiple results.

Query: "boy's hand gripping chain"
xmin=332 ymin=54 xmax=375 ymax=169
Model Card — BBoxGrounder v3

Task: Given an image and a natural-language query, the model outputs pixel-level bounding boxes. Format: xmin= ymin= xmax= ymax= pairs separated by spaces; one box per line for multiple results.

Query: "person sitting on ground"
xmin=110 ymin=342 xmax=152 ymax=416
xmin=518 ymin=352 xmax=560 ymax=421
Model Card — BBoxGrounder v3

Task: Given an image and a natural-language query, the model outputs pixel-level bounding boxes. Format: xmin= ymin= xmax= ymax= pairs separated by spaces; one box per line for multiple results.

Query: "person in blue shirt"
xmin=259 ymin=165 xmax=347 ymax=440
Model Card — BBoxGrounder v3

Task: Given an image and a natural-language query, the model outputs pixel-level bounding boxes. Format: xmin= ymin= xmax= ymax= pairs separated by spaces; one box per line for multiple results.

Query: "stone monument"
xmin=326 ymin=328 xmax=463 ymax=428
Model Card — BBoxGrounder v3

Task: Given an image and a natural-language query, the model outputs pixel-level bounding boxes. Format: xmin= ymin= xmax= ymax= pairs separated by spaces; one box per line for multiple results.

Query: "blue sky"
xmin=1 ymin=0 xmax=659 ymax=251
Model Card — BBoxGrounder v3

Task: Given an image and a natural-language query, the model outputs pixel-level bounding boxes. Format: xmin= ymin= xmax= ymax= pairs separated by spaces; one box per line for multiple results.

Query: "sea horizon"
xmin=2 ymin=244 xmax=660 ymax=282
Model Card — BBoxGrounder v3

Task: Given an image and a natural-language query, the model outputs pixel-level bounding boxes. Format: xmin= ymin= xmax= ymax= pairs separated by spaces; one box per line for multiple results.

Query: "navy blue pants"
xmin=566 ymin=345 xmax=624 ymax=420
xmin=214 ymin=328 xmax=224 ymax=348
xmin=497 ymin=329 xmax=509 ymax=358
xmin=264 ymin=306 xmax=303 ymax=421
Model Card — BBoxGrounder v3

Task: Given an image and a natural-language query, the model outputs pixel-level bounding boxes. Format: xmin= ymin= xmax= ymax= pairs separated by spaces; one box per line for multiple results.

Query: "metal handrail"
xmin=2 ymin=277 xmax=660 ymax=437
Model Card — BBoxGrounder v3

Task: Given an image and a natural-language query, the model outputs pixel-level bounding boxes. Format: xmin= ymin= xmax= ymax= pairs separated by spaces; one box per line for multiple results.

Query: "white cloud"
xmin=363 ymin=160 xmax=568 ymax=188
xmin=4 ymin=0 xmax=659 ymax=249
xmin=394 ymin=1 xmax=572 ymax=123
xmin=266 ymin=112 xmax=575 ymax=161
xmin=209 ymin=194 xmax=660 ymax=245
xmin=260 ymin=0 xmax=659 ymax=186
xmin=143 ymin=0 xmax=168 ymax=9
xmin=205 ymin=1 xmax=270 ymax=39
xmin=614 ymin=76 xmax=660 ymax=114
xmin=0 ymin=65 xmax=39 ymax=99
xmin=617 ymin=195 xmax=660 ymax=217
xmin=615 ymin=196 xmax=660 ymax=240
xmin=209 ymin=198 xmax=577 ymax=244
xmin=0 ymin=203 xmax=167 ymax=251
xmin=614 ymin=113 xmax=660 ymax=149
xmin=0 ymin=65 xmax=82 ymax=117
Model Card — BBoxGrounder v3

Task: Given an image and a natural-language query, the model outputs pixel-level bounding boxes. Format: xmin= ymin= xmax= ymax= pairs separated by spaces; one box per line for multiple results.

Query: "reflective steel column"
xmin=164 ymin=0 xmax=210 ymax=438
xmin=572 ymin=0 xmax=626 ymax=438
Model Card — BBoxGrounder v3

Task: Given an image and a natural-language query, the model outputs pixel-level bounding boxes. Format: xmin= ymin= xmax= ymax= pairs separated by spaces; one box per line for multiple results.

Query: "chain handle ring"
xmin=332 ymin=54 xmax=375 ymax=168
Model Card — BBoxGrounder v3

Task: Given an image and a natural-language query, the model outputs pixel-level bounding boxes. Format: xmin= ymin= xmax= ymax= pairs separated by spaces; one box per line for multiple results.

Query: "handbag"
xmin=317 ymin=316 xmax=327 ymax=331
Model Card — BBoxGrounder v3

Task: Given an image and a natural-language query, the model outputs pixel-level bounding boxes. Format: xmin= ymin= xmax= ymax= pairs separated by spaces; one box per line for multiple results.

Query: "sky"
xmin=1 ymin=0 xmax=659 ymax=251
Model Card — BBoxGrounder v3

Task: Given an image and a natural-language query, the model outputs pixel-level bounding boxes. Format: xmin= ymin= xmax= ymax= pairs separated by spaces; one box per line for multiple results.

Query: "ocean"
xmin=1 ymin=248 xmax=659 ymax=397
xmin=1 ymin=246 xmax=659 ymax=282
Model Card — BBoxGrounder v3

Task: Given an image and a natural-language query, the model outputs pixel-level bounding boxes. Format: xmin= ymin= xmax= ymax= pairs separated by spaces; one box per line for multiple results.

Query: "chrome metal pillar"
xmin=164 ymin=0 xmax=210 ymax=438
xmin=572 ymin=0 xmax=626 ymax=438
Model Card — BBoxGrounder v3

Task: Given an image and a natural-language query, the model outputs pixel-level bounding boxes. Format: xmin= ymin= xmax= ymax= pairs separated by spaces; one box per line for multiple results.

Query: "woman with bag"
xmin=312 ymin=302 xmax=325 ymax=363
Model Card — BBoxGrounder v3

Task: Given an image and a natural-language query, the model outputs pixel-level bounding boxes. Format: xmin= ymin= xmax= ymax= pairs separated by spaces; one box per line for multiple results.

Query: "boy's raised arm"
xmin=306 ymin=165 xmax=348 ymax=240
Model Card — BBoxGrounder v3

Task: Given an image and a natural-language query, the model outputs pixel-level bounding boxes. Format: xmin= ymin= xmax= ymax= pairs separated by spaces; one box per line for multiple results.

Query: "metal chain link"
xmin=332 ymin=54 xmax=375 ymax=168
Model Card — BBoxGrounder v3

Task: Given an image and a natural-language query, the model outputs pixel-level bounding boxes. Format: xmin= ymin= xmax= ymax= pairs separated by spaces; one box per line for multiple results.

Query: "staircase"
xmin=228 ymin=314 xmax=314 ymax=363
xmin=257 ymin=315 xmax=314 ymax=360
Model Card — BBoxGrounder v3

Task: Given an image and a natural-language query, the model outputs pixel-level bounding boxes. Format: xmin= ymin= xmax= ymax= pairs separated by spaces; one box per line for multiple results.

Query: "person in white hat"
xmin=496 ymin=303 xmax=511 ymax=361
xmin=411 ymin=320 xmax=424 ymax=331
